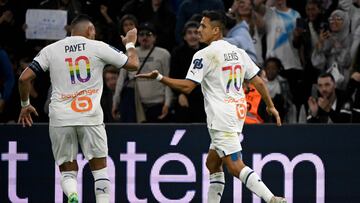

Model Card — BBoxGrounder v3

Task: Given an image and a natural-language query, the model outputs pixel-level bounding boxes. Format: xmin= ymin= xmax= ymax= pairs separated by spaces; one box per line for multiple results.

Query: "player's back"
xmin=187 ymin=40 xmax=259 ymax=132
xmin=34 ymin=36 xmax=126 ymax=126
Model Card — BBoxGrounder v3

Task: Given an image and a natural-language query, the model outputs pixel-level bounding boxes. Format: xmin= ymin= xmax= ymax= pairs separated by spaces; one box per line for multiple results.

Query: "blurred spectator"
xmin=170 ymin=20 xmax=206 ymax=122
xmin=338 ymin=0 xmax=360 ymax=62
xmin=244 ymin=81 xmax=268 ymax=124
xmin=225 ymin=0 xmax=258 ymax=63
xmin=338 ymin=0 xmax=360 ymax=33
xmin=293 ymin=0 xmax=326 ymax=102
xmin=98 ymin=4 xmax=116 ymax=43
xmin=263 ymin=57 xmax=294 ymax=123
xmin=121 ymin=0 xmax=176 ymax=51
xmin=346 ymin=44 xmax=360 ymax=122
xmin=113 ymin=22 xmax=172 ymax=123
xmin=175 ymin=0 xmax=224 ymax=43
xmin=307 ymin=73 xmax=352 ymax=123
xmin=3 ymin=56 xmax=50 ymax=123
xmin=19 ymin=57 xmax=50 ymax=122
xmin=39 ymin=0 xmax=82 ymax=24
xmin=137 ymin=0 xmax=176 ymax=52
xmin=121 ymin=0 xmax=147 ymax=17
xmin=112 ymin=68 xmax=137 ymax=122
xmin=117 ymin=14 xmax=138 ymax=51
xmin=0 ymin=0 xmax=24 ymax=56
xmin=254 ymin=0 xmax=305 ymax=112
xmin=0 ymin=49 xmax=14 ymax=121
xmin=311 ymin=9 xmax=352 ymax=89
xmin=101 ymin=65 xmax=119 ymax=123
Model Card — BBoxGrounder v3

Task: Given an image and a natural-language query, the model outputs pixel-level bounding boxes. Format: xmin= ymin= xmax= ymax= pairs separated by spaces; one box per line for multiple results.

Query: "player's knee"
xmin=206 ymin=160 xmax=221 ymax=173
xmin=227 ymin=165 xmax=240 ymax=177
xmin=60 ymin=161 xmax=78 ymax=172
xmin=89 ymin=157 xmax=107 ymax=171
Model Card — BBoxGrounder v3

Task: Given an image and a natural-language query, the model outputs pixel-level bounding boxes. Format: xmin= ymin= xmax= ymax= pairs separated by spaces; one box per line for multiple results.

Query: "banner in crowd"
xmin=1 ymin=124 xmax=360 ymax=203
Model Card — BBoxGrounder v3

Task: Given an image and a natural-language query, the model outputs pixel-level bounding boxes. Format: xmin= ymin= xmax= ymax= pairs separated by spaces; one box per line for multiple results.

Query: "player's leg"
xmin=78 ymin=124 xmax=110 ymax=203
xmin=89 ymin=157 xmax=109 ymax=203
xmin=222 ymin=153 xmax=286 ymax=203
xmin=49 ymin=126 xmax=79 ymax=203
xmin=206 ymin=149 xmax=225 ymax=203
xmin=60 ymin=162 xmax=79 ymax=203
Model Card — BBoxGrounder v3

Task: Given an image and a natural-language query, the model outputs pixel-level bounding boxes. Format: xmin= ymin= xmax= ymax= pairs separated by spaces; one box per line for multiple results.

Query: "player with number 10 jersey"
xmin=32 ymin=37 xmax=128 ymax=126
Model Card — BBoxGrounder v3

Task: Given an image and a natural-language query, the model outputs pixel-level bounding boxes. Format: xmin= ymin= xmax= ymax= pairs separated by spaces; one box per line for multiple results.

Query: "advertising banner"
xmin=1 ymin=124 xmax=359 ymax=203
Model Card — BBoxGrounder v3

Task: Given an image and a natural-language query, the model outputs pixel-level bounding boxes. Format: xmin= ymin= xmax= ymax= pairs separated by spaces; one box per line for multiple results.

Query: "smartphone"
xmin=296 ymin=18 xmax=306 ymax=29
xmin=311 ymin=84 xmax=319 ymax=100
xmin=320 ymin=22 xmax=329 ymax=31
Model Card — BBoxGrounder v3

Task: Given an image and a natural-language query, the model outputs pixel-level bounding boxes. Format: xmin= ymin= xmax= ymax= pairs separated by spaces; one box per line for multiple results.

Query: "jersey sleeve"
xmin=185 ymin=50 xmax=208 ymax=84
xmin=30 ymin=46 xmax=51 ymax=74
xmin=96 ymin=42 xmax=128 ymax=68
xmin=242 ymin=50 xmax=260 ymax=80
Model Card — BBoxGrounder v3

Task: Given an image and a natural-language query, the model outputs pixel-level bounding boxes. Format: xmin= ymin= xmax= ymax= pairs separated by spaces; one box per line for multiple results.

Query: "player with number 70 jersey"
xmin=185 ymin=40 xmax=259 ymax=133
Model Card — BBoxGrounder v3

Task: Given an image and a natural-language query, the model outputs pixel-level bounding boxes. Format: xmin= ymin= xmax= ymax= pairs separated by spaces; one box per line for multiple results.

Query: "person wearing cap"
xmin=113 ymin=22 xmax=172 ymax=122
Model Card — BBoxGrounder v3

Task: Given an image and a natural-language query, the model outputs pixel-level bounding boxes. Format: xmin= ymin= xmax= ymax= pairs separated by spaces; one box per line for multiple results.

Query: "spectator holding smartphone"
xmin=311 ymin=9 xmax=352 ymax=89
xmin=293 ymin=0 xmax=327 ymax=104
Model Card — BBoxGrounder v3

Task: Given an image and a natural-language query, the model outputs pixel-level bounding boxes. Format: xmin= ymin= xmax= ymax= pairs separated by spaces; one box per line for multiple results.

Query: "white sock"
xmin=239 ymin=166 xmax=273 ymax=203
xmin=61 ymin=171 xmax=78 ymax=197
xmin=208 ymin=172 xmax=225 ymax=203
xmin=92 ymin=167 xmax=110 ymax=203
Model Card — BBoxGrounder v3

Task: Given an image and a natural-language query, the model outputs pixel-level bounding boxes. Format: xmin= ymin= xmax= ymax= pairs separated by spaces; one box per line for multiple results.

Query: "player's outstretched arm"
xmin=135 ymin=70 xmax=197 ymax=94
xmin=250 ymin=75 xmax=281 ymax=126
xmin=18 ymin=67 xmax=39 ymax=127
xmin=122 ymin=28 xmax=139 ymax=71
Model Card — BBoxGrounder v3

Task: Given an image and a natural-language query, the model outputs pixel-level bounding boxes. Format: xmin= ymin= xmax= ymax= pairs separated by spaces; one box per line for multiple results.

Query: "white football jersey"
xmin=186 ymin=40 xmax=259 ymax=132
xmin=32 ymin=36 xmax=128 ymax=126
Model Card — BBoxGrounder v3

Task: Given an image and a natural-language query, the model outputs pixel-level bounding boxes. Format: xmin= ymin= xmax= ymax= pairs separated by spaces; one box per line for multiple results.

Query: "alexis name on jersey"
xmin=224 ymin=51 xmax=238 ymax=62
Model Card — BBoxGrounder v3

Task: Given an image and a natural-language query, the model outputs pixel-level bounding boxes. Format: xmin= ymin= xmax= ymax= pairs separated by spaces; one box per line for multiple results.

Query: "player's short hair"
xmin=71 ymin=14 xmax=92 ymax=27
xmin=318 ymin=72 xmax=335 ymax=83
xmin=182 ymin=21 xmax=199 ymax=36
xmin=202 ymin=10 xmax=227 ymax=31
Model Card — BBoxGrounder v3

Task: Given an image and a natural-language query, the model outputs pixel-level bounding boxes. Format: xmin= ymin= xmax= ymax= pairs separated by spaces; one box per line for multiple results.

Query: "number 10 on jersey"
xmin=65 ymin=56 xmax=91 ymax=84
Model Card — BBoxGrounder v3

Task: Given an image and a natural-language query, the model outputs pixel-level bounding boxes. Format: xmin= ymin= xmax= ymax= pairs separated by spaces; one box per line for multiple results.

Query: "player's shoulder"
xmin=40 ymin=38 xmax=66 ymax=54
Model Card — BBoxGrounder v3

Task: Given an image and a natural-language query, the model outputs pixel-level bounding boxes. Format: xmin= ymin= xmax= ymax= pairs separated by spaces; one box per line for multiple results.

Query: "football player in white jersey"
xmin=136 ymin=10 xmax=286 ymax=203
xmin=18 ymin=15 xmax=139 ymax=203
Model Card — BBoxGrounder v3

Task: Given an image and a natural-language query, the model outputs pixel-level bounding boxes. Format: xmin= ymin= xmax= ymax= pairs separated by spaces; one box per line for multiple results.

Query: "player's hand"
xmin=135 ymin=70 xmax=159 ymax=80
xmin=266 ymin=106 xmax=281 ymax=126
xmin=121 ymin=28 xmax=137 ymax=46
xmin=158 ymin=105 xmax=169 ymax=120
xmin=18 ymin=105 xmax=38 ymax=127
xmin=178 ymin=94 xmax=189 ymax=107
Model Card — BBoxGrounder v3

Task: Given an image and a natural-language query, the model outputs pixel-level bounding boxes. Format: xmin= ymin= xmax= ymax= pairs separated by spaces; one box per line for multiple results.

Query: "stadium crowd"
xmin=0 ymin=0 xmax=359 ymax=124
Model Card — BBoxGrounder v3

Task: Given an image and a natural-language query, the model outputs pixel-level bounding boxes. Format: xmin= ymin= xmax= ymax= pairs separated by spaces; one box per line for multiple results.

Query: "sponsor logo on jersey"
xmin=192 ymin=58 xmax=203 ymax=69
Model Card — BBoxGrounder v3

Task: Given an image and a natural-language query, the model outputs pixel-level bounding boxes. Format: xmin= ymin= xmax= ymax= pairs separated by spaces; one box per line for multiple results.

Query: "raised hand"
xmin=121 ymin=28 xmax=137 ymax=46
